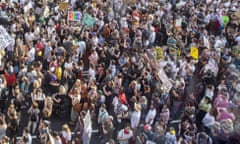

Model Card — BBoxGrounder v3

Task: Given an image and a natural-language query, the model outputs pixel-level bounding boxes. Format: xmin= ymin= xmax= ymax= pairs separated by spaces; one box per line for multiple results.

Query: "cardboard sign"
xmin=68 ymin=11 xmax=82 ymax=21
xmin=58 ymin=2 xmax=69 ymax=10
xmin=82 ymin=13 xmax=96 ymax=28
xmin=144 ymin=51 xmax=173 ymax=93
xmin=190 ymin=46 xmax=198 ymax=60
xmin=123 ymin=0 xmax=136 ymax=5
xmin=157 ymin=68 xmax=173 ymax=93
xmin=0 ymin=26 xmax=14 ymax=49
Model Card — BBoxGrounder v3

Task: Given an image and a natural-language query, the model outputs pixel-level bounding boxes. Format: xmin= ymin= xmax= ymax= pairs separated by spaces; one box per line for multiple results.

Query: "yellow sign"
xmin=156 ymin=47 xmax=163 ymax=60
xmin=123 ymin=0 xmax=136 ymax=5
xmin=58 ymin=2 xmax=69 ymax=11
xmin=190 ymin=46 xmax=198 ymax=60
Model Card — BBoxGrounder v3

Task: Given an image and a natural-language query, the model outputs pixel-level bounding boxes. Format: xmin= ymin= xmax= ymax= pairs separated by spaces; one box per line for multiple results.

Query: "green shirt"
xmin=199 ymin=98 xmax=212 ymax=112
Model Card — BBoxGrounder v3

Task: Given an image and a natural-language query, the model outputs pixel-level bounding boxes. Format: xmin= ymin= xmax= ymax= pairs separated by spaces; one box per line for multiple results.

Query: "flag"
xmin=190 ymin=46 xmax=198 ymax=60
xmin=68 ymin=11 xmax=82 ymax=21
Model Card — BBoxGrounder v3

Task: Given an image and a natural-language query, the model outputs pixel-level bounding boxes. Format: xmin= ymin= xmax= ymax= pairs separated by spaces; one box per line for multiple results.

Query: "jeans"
xmin=28 ymin=120 xmax=38 ymax=134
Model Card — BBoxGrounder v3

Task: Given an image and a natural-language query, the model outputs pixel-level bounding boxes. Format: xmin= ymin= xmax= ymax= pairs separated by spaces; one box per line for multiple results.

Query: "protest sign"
xmin=59 ymin=2 xmax=69 ymax=10
xmin=144 ymin=51 xmax=173 ymax=92
xmin=190 ymin=46 xmax=198 ymax=60
xmin=205 ymin=58 xmax=219 ymax=77
xmin=68 ymin=11 xmax=82 ymax=21
xmin=175 ymin=18 xmax=182 ymax=31
xmin=81 ymin=13 xmax=96 ymax=28
xmin=83 ymin=110 xmax=92 ymax=131
xmin=123 ymin=0 xmax=136 ymax=5
xmin=156 ymin=47 xmax=164 ymax=60
xmin=24 ymin=2 xmax=33 ymax=14
xmin=0 ymin=26 xmax=14 ymax=49
xmin=157 ymin=68 xmax=173 ymax=93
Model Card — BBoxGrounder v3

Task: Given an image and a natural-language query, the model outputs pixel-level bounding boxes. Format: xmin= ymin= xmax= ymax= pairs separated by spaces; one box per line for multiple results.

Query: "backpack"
xmin=30 ymin=112 xmax=37 ymax=121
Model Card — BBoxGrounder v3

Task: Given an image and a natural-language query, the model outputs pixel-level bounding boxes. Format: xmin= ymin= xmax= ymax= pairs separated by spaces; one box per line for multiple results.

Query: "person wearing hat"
xmin=165 ymin=127 xmax=177 ymax=144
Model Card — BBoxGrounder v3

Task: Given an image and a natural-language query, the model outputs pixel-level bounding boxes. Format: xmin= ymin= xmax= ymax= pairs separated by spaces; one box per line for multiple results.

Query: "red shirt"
xmin=118 ymin=93 xmax=128 ymax=105
xmin=4 ymin=73 xmax=16 ymax=86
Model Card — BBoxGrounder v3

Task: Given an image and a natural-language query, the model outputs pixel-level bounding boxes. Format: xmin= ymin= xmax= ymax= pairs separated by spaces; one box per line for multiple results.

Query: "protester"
xmin=27 ymin=102 xmax=40 ymax=134
xmin=117 ymin=125 xmax=133 ymax=144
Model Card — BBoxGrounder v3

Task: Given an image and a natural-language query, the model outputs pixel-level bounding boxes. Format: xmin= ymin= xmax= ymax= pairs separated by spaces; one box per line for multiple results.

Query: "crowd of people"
xmin=0 ymin=0 xmax=240 ymax=144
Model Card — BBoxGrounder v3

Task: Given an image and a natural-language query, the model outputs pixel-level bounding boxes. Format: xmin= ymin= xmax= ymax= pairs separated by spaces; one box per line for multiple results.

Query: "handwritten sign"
xmin=157 ymin=68 xmax=173 ymax=93
xmin=58 ymin=2 xmax=69 ymax=10
xmin=123 ymin=0 xmax=136 ymax=5
xmin=82 ymin=13 xmax=96 ymax=28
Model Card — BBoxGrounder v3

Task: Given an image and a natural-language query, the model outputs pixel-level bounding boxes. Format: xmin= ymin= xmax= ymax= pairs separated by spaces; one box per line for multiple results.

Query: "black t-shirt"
xmin=55 ymin=94 xmax=64 ymax=105
xmin=12 ymin=98 xmax=21 ymax=112
xmin=105 ymin=85 xmax=113 ymax=106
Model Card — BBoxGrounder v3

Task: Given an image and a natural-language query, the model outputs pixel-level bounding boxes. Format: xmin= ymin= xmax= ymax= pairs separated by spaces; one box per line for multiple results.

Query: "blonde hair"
xmin=75 ymin=79 xmax=81 ymax=86
xmin=46 ymin=97 xmax=53 ymax=103
xmin=74 ymin=87 xmax=81 ymax=94
xmin=59 ymin=85 xmax=66 ymax=95
xmin=32 ymin=102 xmax=39 ymax=108
xmin=15 ymin=87 xmax=20 ymax=95
xmin=33 ymin=80 xmax=40 ymax=89
xmin=62 ymin=124 xmax=71 ymax=133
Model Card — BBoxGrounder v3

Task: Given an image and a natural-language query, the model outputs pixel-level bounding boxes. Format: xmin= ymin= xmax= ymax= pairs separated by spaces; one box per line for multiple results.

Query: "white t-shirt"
xmin=202 ymin=113 xmax=215 ymax=127
xmin=145 ymin=108 xmax=157 ymax=125
xmin=131 ymin=111 xmax=141 ymax=129
xmin=28 ymin=48 xmax=35 ymax=62
xmin=62 ymin=131 xmax=71 ymax=143
xmin=64 ymin=62 xmax=73 ymax=70
xmin=118 ymin=129 xmax=133 ymax=144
